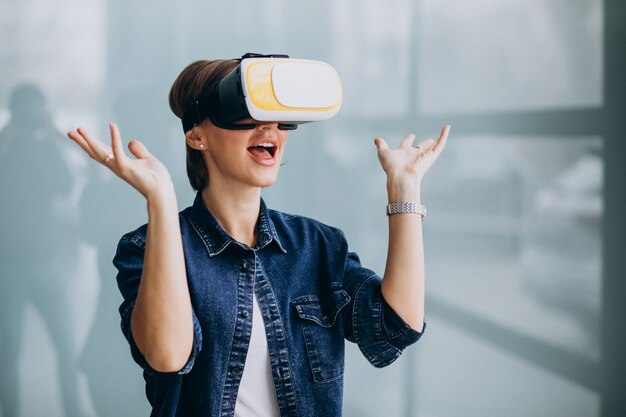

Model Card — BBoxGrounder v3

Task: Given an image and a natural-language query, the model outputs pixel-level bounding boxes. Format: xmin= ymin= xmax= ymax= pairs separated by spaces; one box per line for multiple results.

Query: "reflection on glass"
xmin=424 ymin=135 xmax=602 ymax=357
xmin=0 ymin=0 xmax=106 ymax=110
xmin=418 ymin=0 xmax=603 ymax=113
xmin=0 ymin=84 xmax=93 ymax=417
xmin=331 ymin=0 xmax=413 ymax=116
xmin=416 ymin=135 xmax=602 ymax=417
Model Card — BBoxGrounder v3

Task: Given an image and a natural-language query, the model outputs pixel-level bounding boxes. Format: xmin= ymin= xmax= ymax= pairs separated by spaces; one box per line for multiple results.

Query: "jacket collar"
xmin=188 ymin=192 xmax=286 ymax=257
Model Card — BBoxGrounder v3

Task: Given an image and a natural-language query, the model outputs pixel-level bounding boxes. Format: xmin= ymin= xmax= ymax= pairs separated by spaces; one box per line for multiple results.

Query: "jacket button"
xmin=241 ymin=310 xmax=249 ymax=318
xmin=278 ymin=367 xmax=289 ymax=378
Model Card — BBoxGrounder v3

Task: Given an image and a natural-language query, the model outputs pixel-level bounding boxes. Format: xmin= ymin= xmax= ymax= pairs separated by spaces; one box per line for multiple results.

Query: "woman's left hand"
xmin=374 ymin=125 xmax=450 ymax=201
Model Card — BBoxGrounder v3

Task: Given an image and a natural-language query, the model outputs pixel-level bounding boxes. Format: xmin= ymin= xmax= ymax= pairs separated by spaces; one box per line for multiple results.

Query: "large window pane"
xmin=330 ymin=0 xmax=413 ymax=116
xmin=418 ymin=135 xmax=602 ymax=417
xmin=417 ymin=0 xmax=603 ymax=113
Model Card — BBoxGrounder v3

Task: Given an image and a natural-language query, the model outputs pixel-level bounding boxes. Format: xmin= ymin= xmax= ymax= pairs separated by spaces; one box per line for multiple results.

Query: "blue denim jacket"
xmin=113 ymin=192 xmax=424 ymax=417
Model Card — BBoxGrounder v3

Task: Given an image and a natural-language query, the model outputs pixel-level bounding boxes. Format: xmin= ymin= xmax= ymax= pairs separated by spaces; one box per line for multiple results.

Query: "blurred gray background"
xmin=1 ymin=0 xmax=625 ymax=416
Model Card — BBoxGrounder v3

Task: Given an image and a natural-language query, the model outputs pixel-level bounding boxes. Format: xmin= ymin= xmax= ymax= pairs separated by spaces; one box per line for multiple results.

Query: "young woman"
xmin=67 ymin=57 xmax=450 ymax=417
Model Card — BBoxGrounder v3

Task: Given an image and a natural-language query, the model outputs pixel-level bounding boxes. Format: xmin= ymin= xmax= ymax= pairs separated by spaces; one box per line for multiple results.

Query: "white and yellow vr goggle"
xmin=182 ymin=53 xmax=342 ymax=132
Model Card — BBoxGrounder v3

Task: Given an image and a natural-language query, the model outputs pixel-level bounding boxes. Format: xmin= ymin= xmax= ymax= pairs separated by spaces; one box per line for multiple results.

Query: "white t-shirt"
xmin=234 ymin=295 xmax=280 ymax=417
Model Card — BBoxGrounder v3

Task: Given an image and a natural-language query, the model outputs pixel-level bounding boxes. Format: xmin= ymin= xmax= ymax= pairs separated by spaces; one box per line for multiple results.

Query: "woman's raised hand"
xmin=67 ymin=123 xmax=175 ymax=200
xmin=374 ymin=125 xmax=450 ymax=201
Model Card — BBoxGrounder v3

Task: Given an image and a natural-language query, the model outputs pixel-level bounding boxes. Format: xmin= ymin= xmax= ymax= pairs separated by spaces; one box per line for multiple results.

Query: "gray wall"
xmin=1 ymin=0 xmax=624 ymax=416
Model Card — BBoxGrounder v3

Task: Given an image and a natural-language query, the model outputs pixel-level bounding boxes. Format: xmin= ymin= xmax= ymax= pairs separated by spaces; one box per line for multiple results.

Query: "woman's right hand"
xmin=67 ymin=123 xmax=175 ymax=201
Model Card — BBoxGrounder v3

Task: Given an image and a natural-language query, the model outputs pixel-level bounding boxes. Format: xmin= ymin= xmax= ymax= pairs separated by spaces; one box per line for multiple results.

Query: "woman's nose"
xmin=257 ymin=122 xmax=278 ymax=130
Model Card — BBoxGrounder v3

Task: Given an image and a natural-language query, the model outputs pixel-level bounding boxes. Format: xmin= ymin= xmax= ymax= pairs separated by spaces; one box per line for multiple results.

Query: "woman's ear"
xmin=185 ymin=128 xmax=205 ymax=151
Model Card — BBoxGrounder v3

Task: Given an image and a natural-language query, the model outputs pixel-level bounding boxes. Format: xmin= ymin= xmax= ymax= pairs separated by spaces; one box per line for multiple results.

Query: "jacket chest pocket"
xmin=291 ymin=289 xmax=351 ymax=383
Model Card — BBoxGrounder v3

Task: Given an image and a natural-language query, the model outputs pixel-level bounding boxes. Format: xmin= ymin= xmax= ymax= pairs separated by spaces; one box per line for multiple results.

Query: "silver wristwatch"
xmin=386 ymin=202 xmax=427 ymax=220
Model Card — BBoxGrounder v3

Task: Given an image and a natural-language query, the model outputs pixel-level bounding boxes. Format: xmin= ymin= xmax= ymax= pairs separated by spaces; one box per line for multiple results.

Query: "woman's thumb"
xmin=374 ymin=137 xmax=389 ymax=152
xmin=128 ymin=139 xmax=151 ymax=159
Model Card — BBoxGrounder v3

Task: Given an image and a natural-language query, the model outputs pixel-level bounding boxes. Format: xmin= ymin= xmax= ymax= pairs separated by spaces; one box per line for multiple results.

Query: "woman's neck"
xmin=201 ymin=181 xmax=262 ymax=247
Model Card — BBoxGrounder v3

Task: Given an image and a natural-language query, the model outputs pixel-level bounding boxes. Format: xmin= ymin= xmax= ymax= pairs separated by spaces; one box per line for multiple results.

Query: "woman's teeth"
xmin=248 ymin=144 xmax=276 ymax=158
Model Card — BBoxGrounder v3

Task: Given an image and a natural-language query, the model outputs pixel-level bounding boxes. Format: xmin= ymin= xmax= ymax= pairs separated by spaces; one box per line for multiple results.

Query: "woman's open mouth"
xmin=247 ymin=143 xmax=277 ymax=158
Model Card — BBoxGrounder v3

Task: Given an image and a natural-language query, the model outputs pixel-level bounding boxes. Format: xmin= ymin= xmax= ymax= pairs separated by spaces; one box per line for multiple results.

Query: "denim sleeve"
xmin=342 ymin=250 xmax=425 ymax=368
xmin=113 ymin=232 xmax=203 ymax=375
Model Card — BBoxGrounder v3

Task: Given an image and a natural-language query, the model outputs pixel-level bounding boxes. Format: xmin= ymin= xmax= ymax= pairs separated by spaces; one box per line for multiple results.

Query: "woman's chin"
xmin=247 ymin=172 xmax=279 ymax=188
xmin=255 ymin=178 xmax=278 ymax=188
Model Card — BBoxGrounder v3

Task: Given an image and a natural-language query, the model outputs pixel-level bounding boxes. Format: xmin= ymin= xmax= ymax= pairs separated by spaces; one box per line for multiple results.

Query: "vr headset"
xmin=181 ymin=53 xmax=342 ymax=132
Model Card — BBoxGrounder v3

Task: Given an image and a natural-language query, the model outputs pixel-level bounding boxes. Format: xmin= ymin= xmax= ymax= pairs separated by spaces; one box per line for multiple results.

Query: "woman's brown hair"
xmin=169 ymin=59 xmax=239 ymax=191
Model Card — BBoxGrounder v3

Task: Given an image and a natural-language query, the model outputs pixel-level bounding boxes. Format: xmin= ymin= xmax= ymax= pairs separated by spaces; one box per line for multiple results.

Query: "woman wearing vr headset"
xmin=67 ymin=54 xmax=449 ymax=417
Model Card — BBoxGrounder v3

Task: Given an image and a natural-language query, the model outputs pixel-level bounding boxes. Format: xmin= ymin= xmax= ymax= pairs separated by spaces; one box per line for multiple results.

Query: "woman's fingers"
xmin=66 ymin=123 xmax=174 ymax=200
xmin=109 ymin=122 xmax=126 ymax=166
xmin=414 ymin=138 xmax=436 ymax=152
xmin=374 ymin=126 xmax=450 ymax=181
xmin=433 ymin=125 xmax=451 ymax=153
xmin=67 ymin=129 xmax=100 ymax=161
xmin=399 ymin=133 xmax=416 ymax=149
xmin=74 ymin=127 xmax=112 ymax=164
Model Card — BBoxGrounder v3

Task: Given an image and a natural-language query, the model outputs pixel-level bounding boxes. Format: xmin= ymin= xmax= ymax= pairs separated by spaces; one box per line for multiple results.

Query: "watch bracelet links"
xmin=386 ymin=201 xmax=427 ymax=219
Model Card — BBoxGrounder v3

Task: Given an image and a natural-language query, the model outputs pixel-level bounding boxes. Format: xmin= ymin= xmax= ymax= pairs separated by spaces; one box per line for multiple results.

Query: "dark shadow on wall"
xmin=0 ymin=84 xmax=89 ymax=417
